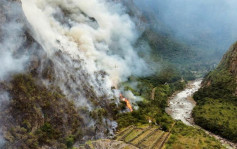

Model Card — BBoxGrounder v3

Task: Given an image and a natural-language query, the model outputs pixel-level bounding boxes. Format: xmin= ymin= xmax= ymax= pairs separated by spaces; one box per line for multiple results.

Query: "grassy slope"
xmin=193 ymin=99 xmax=237 ymax=142
xmin=166 ymin=122 xmax=224 ymax=149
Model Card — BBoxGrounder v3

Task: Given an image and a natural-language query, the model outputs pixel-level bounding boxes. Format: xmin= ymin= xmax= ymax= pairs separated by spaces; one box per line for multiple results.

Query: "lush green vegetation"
xmin=193 ymin=98 xmax=237 ymax=142
xmin=195 ymin=69 xmax=236 ymax=101
xmin=116 ymin=71 xmax=224 ymax=148
xmin=193 ymin=43 xmax=237 ymax=142
xmin=165 ymin=121 xmax=225 ymax=149
xmin=193 ymin=80 xmax=237 ymax=142
xmin=116 ymin=69 xmax=186 ymax=131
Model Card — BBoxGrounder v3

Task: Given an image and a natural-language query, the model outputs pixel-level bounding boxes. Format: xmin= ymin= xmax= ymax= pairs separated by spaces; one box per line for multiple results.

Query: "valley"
xmin=79 ymin=79 xmax=226 ymax=149
xmin=0 ymin=0 xmax=236 ymax=148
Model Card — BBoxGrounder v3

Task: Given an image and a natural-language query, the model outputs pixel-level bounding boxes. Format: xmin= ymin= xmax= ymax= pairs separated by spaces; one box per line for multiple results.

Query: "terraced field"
xmin=78 ymin=139 xmax=138 ymax=149
xmin=115 ymin=125 xmax=173 ymax=149
xmin=78 ymin=124 xmax=175 ymax=149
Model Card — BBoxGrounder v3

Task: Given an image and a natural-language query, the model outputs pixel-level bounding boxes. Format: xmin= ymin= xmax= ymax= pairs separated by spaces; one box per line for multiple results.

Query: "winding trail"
xmin=151 ymin=87 xmax=157 ymax=100
xmin=166 ymin=79 xmax=237 ymax=149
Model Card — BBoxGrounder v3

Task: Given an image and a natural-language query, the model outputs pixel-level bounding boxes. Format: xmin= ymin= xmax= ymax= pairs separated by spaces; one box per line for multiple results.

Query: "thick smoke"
xmin=21 ymin=0 xmax=149 ymax=85
xmin=0 ymin=1 xmax=29 ymax=146
xmin=0 ymin=0 xmax=28 ymax=80
xmin=134 ymin=0 xmax=237 ymax=52
xmin=0 ymin=92 xmax=9 ymax=148
xmin=20 ymin=0 xmax=150 ymax=137
xmin=21 ymin=0 xmax=150 ymax=105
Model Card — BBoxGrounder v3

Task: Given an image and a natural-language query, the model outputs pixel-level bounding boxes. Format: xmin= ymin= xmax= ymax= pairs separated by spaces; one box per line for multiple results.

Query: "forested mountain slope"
xmin=193 ymin=42 xmax=237 ymax=142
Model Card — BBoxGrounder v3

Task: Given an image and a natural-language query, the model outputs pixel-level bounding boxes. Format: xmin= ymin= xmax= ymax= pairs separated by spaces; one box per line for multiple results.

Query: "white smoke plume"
xmin=0 ymin=0 xmax=28 ymax=81
xmin=21 ymin=0 xmax=149 ymax=105
xmin=0 ymin=1 xmax=29 ymax=146
xmin=19 ymin=0 xmax=151 ymax=138
xmin=0 ymin=91 xmax=9 ymax=148
xmin=21 ymin=0 xmax=149 ymax=82
xmin=123 ymin=90 xmax=143 ymax=110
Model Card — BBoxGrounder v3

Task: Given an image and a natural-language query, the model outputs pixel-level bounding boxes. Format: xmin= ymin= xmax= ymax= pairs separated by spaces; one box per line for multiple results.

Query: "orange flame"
xmin=120 ymin=94 xmax=133 ymax=112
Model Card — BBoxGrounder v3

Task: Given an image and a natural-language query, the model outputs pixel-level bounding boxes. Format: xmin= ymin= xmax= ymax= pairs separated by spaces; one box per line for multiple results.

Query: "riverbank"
xmin=165 ymin=79 xmax=202 ymax=125
xmin=166 ymin=79 xmax=237 ymax=149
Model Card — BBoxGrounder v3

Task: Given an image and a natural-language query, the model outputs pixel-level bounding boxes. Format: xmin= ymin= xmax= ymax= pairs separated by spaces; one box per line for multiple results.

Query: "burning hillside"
xmin=0 ymin=0 xmax=149 ymax=148
xmin=120 ymin=94 xmax=133 ymax=112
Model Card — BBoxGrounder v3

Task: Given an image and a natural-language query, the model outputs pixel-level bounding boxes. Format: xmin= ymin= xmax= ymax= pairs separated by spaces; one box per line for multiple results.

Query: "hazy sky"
xmin=134 ymin=0 xmax=237 ymax=51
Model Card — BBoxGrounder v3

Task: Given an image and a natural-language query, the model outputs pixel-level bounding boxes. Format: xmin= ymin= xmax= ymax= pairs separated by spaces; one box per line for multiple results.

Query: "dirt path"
xmin=151 ymin=87 xmax=156 ymax=100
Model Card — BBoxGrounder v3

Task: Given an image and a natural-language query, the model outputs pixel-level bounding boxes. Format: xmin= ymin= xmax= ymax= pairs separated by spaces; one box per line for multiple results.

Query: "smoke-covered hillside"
xmin=0 ymin=0 xmax=151 ymax=148
xmin=0 ymin=0 xmax=236 ymax=148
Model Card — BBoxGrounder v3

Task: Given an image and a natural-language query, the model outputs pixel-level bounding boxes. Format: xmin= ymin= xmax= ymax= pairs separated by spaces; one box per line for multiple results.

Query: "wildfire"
xmin=120 ymin=94 xmax=133 ymax=112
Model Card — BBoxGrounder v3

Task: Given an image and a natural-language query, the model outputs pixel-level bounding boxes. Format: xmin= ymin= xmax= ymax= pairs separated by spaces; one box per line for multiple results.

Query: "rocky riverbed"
xmin=165 ymin=80 xmax=202 ymax=125
xmin=166 ymin=79 xmax=237 ymax=149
